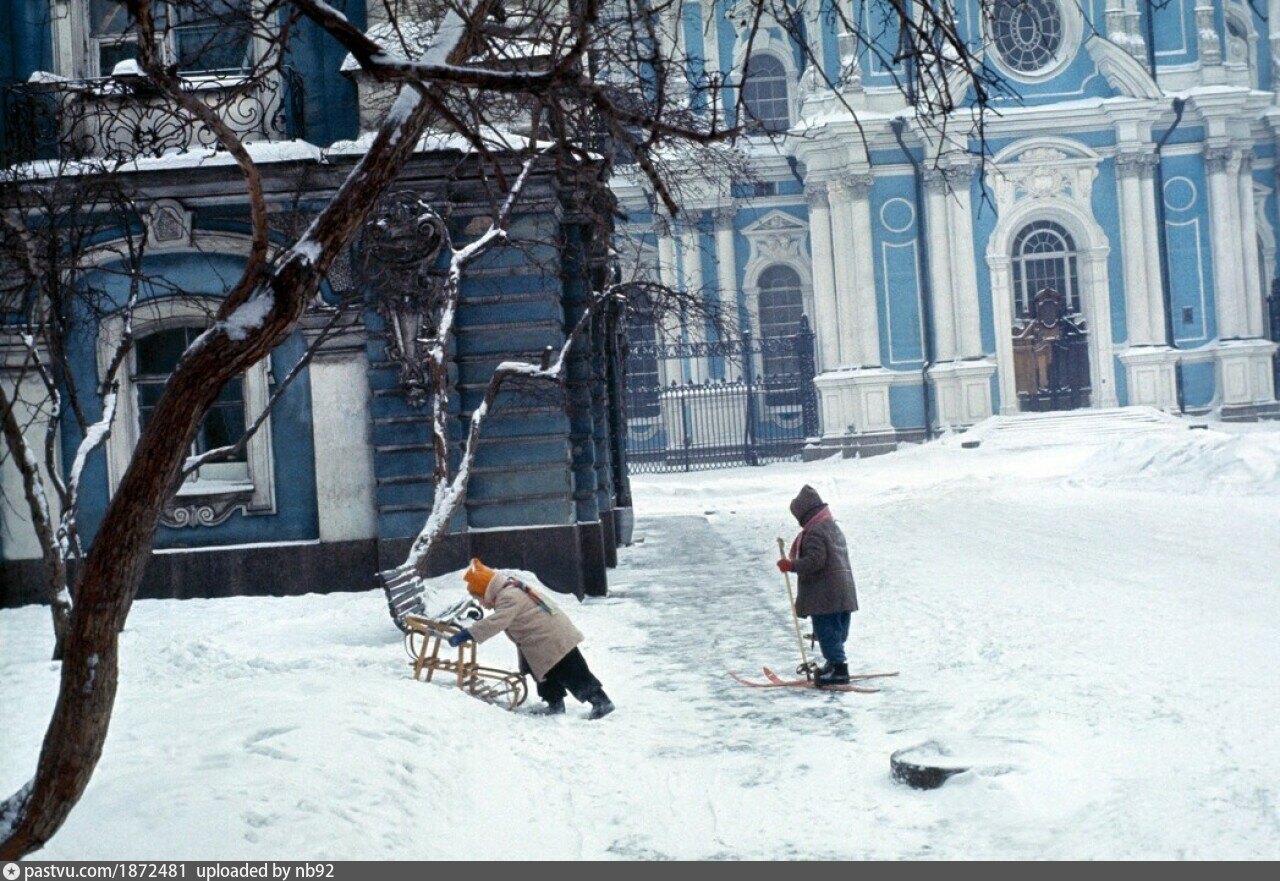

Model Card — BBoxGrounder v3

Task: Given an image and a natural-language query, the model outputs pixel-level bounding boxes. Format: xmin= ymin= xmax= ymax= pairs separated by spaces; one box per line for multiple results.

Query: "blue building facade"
xmin=0 ymin=2 xmax=627 ymax=602
xmin=616 ymin=0 xmax=1280 ymax=457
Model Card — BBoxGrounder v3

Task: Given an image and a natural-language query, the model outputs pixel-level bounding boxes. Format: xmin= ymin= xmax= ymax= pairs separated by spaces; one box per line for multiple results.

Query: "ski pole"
xmin=777 ymin=536 xmax=813 ymax=679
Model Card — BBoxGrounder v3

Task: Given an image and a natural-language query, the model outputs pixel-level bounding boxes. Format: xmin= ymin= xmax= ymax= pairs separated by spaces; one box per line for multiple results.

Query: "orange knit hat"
xmin=464 ymin=558 xmax=496 ymax=598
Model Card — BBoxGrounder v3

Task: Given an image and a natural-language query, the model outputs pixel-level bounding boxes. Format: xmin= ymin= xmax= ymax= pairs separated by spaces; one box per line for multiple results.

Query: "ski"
xmin=729 ymin=671 xmax=785 ymax=688
xmin=761 ymin=667 xmax=881 ymax=693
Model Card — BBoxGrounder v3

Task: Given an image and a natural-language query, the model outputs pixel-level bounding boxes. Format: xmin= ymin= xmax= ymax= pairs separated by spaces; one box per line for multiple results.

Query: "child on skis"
xmin=448 ymin=558 xmax=615 ymax=719
xmin=777 ymin=485 xmax=859 ymax=688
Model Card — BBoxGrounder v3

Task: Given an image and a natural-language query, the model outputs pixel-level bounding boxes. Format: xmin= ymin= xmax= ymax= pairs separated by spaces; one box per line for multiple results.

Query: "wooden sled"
xmin=402 ymin=614 xmax=528 ymax=711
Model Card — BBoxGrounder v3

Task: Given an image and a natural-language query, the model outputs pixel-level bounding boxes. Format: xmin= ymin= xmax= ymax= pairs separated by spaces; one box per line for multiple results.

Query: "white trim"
xmin=983 ymin=0 xmax=1085 ymax=85
xmin=986 ymin=198 xmax=1119 ymax=413
xmin=880 ymin=240 xmax=926 ymax=367
xmin=1166 ymin=217 xmax=1210 ymax=343
xmin=91 ymin=238 xmax=277 ymax=525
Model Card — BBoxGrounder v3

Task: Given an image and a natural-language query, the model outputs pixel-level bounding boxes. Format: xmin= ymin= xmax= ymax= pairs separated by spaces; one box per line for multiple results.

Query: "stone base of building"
xmin=1220 ymin=400 xmax=1280 ymax=421
xmin=928 ymin=359 xmax=996 ymax=429
xmin=814 ymin=367 xmax=898 ymax=440
xmin=1120 ymin=346 xmax=1180 ymax=409
xmin=1216 ymin=339 xmax=1278 ymax=414
xmin=0 ymin=522 xmax=615 ymax=608
xmin=0 ymin=538 xmax=380 ymax=609
xmin=379 ymin=521 xmax=610 ymax=599
xmin=803 ymin=429 xmax=901 ymax=460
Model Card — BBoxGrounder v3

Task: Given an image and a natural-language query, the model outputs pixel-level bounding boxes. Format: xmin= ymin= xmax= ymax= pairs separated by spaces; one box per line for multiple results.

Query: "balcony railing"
xmin=1 ymin=66 xmax=305 ymax=167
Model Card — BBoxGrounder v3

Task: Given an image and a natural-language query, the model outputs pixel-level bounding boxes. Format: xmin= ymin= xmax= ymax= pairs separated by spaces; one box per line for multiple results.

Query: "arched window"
xmin=135 ymin=325 xmax=248 ymax=479
xmin=741 ymin=54 xmax=791 ymax=134
xmin=1011 ymin=220 xmax=1080 ymax=319
xmin=757 ymin=264 xmax=804 ymax=403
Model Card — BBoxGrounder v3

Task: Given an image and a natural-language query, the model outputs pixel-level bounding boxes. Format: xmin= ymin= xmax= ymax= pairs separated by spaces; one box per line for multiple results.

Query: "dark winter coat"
xmin=788 ymin=485 xmax=858 ymax=618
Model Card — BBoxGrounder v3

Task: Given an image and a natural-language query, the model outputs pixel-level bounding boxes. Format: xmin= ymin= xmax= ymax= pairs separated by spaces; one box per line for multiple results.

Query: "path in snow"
xmin=2 ymin=423 xmax=1279 ymax=858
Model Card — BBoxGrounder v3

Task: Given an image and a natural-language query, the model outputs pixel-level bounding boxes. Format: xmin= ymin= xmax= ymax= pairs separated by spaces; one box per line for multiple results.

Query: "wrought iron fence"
xmin=623 ymin=318 xmax=818 ymax=473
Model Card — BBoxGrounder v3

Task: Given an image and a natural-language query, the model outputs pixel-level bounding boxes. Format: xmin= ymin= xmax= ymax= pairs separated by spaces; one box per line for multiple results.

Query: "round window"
xmin=991 ymin=0 xmax=1064 ymax=75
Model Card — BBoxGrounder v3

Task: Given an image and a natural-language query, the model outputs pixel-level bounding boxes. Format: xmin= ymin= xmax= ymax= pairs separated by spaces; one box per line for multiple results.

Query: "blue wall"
xmin=68 ymin=251 xmax=320 ymax=550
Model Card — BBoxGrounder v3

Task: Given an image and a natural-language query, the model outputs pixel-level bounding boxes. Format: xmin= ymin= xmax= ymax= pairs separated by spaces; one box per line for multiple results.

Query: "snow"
xmin=3 ymin=418 xmax=1280 ymax=858
xmin=217 ymin=293 xmax=275 ymax=342
xmin=110 ymin=59 xmax=143 ymax=78
xmin=11 ymin=141 xmax=325 ymax=180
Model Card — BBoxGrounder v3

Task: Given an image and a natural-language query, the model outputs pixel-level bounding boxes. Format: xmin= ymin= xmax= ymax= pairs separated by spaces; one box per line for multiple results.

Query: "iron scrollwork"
xmin=361 ymin=191 xmax=450 ymax=408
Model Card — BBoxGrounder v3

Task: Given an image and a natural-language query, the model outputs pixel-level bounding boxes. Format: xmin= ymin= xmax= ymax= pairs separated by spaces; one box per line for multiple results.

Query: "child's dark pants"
xmin=530 ymin=648 xmax=605 ymax=704
xmin=811 ymin=612 xmax=852 ymax=664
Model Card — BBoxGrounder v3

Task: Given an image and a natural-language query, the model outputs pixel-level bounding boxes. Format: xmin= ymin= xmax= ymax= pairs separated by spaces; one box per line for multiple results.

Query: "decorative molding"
xmin=1204 ymin=145 xmax=1242 ymax=174
xmin=740 ymin=210 xmax=810 ymax=267
xmin=990 ymin=141 xmax=1100 ymax=212
xmin=146 ymin=200 xmax=192 ymax=250
xmin=1115 ymin=150 xmax=1159 ymax=178
xmin=1085 ymin=35 xmax=1161 ymax=99
xmin=164 ymin=489 xmax=255 ymax=529
xmin=96 ymin=292 xmax=276 ymax=527
xmin=1195 ymin=4 xmax=1222 ymax=67
xmin=804 ymin=183 xmax=829 ymax=209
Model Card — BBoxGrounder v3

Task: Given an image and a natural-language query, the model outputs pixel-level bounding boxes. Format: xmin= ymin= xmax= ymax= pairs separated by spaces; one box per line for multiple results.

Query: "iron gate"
xmin=623 ymin=318 xmax=819 ymax=473
xmin=1012 ymin=288 xmax=1091 ymax=412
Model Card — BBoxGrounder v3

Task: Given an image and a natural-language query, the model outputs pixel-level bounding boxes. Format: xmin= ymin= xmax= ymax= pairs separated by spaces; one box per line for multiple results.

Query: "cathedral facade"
xmin=615 ymin=0 xmax=1280 ymax=457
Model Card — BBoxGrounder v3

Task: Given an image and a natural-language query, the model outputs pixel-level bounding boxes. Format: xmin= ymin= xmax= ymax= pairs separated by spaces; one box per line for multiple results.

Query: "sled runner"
xmin=402 ymin=614 xmax=528 ymax=711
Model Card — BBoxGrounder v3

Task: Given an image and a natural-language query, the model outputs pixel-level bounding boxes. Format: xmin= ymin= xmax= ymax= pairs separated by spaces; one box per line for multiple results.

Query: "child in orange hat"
xmin=450 ymin=558 xmax=614 ymax=719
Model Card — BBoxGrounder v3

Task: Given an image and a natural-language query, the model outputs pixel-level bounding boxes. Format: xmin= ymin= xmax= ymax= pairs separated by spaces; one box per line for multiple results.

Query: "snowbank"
xmin=4 ymin=421 xmax=1280 ymax=858
xmin=1070 ymin=429 xmax=1280 ymax=495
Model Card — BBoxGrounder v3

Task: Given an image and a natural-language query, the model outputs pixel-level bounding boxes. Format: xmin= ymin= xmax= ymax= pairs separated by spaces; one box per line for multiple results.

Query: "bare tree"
xmin=0 ymin=0 xmax=1001 ymax=856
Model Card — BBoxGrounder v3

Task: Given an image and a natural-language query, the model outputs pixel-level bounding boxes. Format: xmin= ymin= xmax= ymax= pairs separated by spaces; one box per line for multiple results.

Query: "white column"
xmin=847 ymin=173 xmax=882 ymax=367
xmin=700 ymin=0 xmax=724 ymax=120
xmin=827 ymin=178 xmax=858 ymax=366
xmin=658 ymin=4 xmax=688 ymax=106
xmin=1117 ymin=151 xmax=1156 ymax=344
xmin=712 ymin=206 xmax=739 ymax=326
xmin=655 ymin=214 xmax=683 ymax=356
xmin=989 ymin=256 xmax=1022 ymax=414
xmin=805 ymin=183 xmax=842 ymax=372
xmin=1137 ymin=154 xmax=1170 ymax=342
xmin=1272 ymin=0 xmax=1280 ymax=105
xmin=800 ymin=0 xmax=828 ymax=80
xmin=1236 ymin=150 xmax=1265 ymax=337
xmin=308 ymin=329 xmax=377 ymax=542
xmin=923 ymin=170 xmax=957 ymax=362
xmin=944 ymin=163 xmax=984 ymax=358
xmin=679 ymin=219 xmax=709 ymax=383
xmin=1206 ymin=146 xmax=1248 ymax=338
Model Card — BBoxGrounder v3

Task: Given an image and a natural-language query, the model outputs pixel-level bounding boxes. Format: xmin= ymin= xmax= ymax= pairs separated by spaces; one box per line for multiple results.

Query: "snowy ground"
xmin=3 ymin=416 xmax=1280 ymax=859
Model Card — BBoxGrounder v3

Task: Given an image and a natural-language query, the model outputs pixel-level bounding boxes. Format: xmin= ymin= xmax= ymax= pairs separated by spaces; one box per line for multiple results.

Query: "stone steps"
xmin=963 ymin=407 xmax=1186 ymax=449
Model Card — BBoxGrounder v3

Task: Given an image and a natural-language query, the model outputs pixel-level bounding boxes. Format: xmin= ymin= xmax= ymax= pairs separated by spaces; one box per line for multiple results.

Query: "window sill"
xmin=176 ymin=479 xmax=254 ymax=499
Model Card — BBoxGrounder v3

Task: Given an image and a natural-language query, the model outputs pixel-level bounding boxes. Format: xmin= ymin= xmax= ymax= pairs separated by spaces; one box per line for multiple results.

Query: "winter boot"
xmin=528 ymin=699 xmax=566 ymax=716
xmin=815 ymin=662 xmax=850 ymax=688
xmin=587 ymin=689 xmax=615 ymax=720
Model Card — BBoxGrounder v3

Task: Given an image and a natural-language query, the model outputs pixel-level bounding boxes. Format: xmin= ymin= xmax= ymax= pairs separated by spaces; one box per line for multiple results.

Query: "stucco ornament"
xmin=361 ymin=190 xmax=450 ymax=408
xmin=991 ymin=145 xmax=1097 ymax=212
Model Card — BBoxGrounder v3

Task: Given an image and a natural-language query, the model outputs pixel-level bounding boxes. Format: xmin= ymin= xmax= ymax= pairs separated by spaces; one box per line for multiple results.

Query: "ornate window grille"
xmin=1011 ymin=220 xmax=1080 ymax=319
xmin=990 ymin=0 xmax=1064 ymax=75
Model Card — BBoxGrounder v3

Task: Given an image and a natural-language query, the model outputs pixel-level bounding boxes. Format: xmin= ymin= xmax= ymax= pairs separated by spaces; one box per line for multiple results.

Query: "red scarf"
xmin=790 ymin=506 xmax=833 ymax=558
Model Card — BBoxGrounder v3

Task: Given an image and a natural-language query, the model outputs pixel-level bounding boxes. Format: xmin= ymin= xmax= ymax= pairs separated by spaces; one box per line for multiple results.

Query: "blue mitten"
xmin=448 ymin=629 xmax=473 ymax=648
